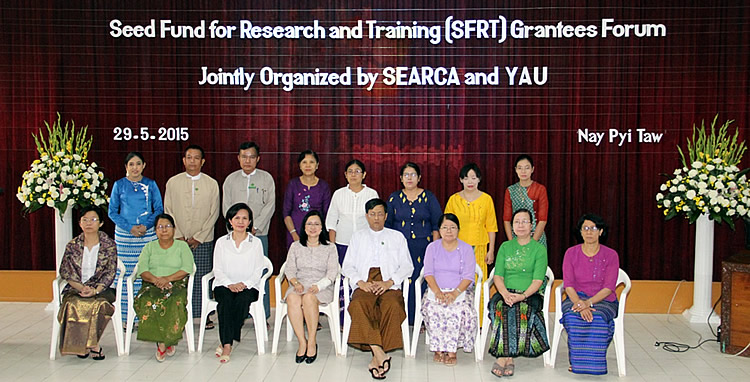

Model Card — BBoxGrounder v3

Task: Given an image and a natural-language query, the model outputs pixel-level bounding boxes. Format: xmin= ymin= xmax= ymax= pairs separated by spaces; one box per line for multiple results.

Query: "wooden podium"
xmin=721 ymin=251 xmax=750 ymax=356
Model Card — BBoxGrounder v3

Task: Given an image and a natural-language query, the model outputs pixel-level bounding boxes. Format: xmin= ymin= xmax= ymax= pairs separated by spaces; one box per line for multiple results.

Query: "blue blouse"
xmin=385 ymin=189 xmax=442 ymax=243
xmin=108 ymin=177 xmax=164 ymax=231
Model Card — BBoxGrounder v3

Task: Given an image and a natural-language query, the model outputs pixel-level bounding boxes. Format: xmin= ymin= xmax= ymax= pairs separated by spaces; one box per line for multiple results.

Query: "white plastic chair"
xmin=50 ymin=259 xmax=127 ymax=360
xmin=198 ymin=256 xmax=273 ymax=354
xmin=478 ymin=266 xmax=554 ymax=364
xmin=410 ymin=264 xmax=484 ymax=361
xmin=549 ymin=268 xmax=631 ymax=376
xmin=340 ymin=277 xmax=411 ymax=357
xmin=271 ymin=262 xmax=342 ymax=355
xmin=125 ymin=262 xmax=196 ymax=354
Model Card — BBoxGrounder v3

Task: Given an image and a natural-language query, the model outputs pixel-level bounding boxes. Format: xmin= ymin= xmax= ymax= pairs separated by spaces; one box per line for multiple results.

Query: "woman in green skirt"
xmin=134 ymin=213 xmax=195 ymax=362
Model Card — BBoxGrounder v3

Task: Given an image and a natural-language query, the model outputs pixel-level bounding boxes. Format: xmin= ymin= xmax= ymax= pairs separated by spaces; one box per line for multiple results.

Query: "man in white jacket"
xmin=342 ymin=198 xmax=413 ymax=379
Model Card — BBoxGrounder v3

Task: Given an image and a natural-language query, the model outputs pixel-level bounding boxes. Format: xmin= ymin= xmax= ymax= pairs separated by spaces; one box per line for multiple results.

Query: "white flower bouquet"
xmin=16 ymin=113 xmax=109 ymax=218
xmin=656 ymin=116 xmax=749 ymax=228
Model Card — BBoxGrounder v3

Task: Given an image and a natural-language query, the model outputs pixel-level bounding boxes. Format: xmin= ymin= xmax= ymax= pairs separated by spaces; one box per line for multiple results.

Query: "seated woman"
xmin=561 ymin=214 xmax=620 ymax=375
xmin=57 ymin=206 xmax=117 ymax=360
xmin=133 ymin=214 xmax=195 ymax=362
xmin=487 ymin=208 xmax=549 ymax=377
xmin=212 ymin=203 xmax=265 ymax=363
xmin=421 ymin=213 xmax=478 ymax=366
xmin=342 ymin=198 xmax=413 ymax=380
xmin=285 ymin=210 xmax=339 ymax=364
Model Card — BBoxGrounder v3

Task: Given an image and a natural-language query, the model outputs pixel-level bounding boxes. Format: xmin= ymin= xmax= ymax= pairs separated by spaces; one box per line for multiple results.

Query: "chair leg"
xmin=50 ymin=317 xmax=60 ymax=360
xmin=271 ymin=305 xmax=285 ymax=354
xmin=254 ymin=312 xmax=266 ymax=354
xmin=410 ymin=315 xmax=422 ymax=358
xmin=327 ymin=310 xmax=341 ymax=356
xmin=401 ymin=321 xmax=412 ymax=358
xmin=549 ymin=313 xmax=564 ymax=368
xmin=111 ymin=309 xmax=125 ymax=356
xmin=125 ymin=308 xmax=135 ymax=355
xmin=614 ymin=321 xmax=626 ymax=376
xmin=341 ymin=313 xmax=351 ymax=357
xmin=185 ymin=318 xmax=195 ymax=353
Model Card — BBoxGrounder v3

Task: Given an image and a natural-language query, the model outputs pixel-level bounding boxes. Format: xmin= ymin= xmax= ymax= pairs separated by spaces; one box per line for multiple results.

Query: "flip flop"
xmin=166 ymin=345 xmax=176 ymax=357
xmin=155 ymin=346 xmax=167 ymax=362
xmin=215 ymin=345 xmax=223 ymax=358
xmin=504 ymin=363 xmax=515 ymax=376
xmin=433 ymin=352 xmax=445 ymax=363
xmin=491 ymin=362 xmax=505 ymax=378
xmin=91 ymin=347 xmax=105 ymax=361
xmin=369 ymin=367 xmax=386 ymax=380
xmin=443 ymin=353 xmax=457 ymax=366
xmin=380 ymin=357 xmax=392 ymax=374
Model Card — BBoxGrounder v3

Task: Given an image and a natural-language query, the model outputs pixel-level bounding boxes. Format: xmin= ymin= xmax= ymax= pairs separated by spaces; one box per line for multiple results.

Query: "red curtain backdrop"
xmin=1 ymin=1 xmax=748 ymax=281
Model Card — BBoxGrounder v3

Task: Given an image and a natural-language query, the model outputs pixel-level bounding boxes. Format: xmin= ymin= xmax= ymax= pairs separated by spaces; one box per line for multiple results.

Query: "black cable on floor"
xmin=654 ymin=294 xmax=721 ymax=353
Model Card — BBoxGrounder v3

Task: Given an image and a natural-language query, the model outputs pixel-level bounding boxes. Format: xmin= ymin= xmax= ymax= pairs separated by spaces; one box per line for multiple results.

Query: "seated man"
xmin=342 ymin=198 xmax=413 ymax=380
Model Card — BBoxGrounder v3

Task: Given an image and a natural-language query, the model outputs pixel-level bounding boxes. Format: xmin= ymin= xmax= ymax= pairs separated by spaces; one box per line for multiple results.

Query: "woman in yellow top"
xmin=444 ymin=163 xmax=498 ymax=278
xmin=444 ymin=163 xmax=498 ymax=320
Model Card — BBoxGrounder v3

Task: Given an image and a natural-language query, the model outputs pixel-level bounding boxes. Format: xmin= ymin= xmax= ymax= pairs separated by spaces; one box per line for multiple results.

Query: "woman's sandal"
xmin=443 ymin=353 xmax=457 ymax=366
xmin=491 ymin=362 xmax=505 ymax=378
xmin=91 ymin=347 xmax=105 ymax=361
xmin=165 ymin=345 xmax=176 ymax=357
xmin=155 ymin=345 xmax=167 ymax=362
xmin=205 ymin=318 xmax=215 ymax=330
xmin=433 ymin=352 xmax=445 ymax=363
xmin=76 ymin=351 xmax=90 ymax=359
xmin=380 ymin=357 xmax=392 ymax=374
xmin=215 ymin=345 xmax=223 ymax=358
xmin=504 ymin=363 xmax=515 ymax=376
xmin=219 ymin=354 xmax=230 ymax=364
xmin=369 ymin=367 xmax=386 ymax=380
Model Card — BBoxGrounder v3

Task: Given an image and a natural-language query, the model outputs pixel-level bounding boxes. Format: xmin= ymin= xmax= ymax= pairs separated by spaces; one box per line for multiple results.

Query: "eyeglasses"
xmin=80 ymin=217 xmax=99 ymax=223
xmin=346 ymin=169 xmax=363 ymax=175
xmin=513 ymin=220 xmax=531 ymax=225
xmin=581 ymin=226 xmax=600 ymax=232
xmin=156 ymin=224 xmax=174 ymax=230
xmin=367 ymin=212 xmax=386 ymax=218
xmin=439 ymin=226 xmax=457 ymax=231
xmin=402 ymin=173 xmax=419 ymax=179
xmin=305 ymin=222 xmax=322 ymax=226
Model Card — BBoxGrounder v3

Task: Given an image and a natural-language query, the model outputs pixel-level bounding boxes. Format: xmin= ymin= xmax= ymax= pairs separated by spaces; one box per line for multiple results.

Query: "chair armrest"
xmin=274 ymin=263 xmax=287 ymax=304
xmin=343 ymin=276 xmax=351 ymax=306
xmin=52 ymin=277 xmax=67 ymax=306
xmin=554 ymin=284 xmax=565 ymax=313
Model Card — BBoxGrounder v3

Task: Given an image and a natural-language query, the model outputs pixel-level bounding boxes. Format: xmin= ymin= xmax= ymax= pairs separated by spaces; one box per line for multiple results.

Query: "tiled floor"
xmin=0 ymin=302 xmax=748 ymax=381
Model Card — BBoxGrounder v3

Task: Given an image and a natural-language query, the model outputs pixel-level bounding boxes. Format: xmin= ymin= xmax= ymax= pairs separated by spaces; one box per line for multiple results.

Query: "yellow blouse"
xmin=444 ymin=192 xmax=499 ymax=246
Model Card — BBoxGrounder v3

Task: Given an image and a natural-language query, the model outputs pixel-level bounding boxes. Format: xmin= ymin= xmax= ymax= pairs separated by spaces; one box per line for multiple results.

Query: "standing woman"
xmin=109 ymin=152 xmax=163 ymax=323
xmin=133 ymin=214 xmax=194 ymax=361
xmin=503 ymin=154 xmax=549 ymax=247
xmin=386 ymin=162 xmax=442 ymax=324
xmin=326 ymin=159 xmax=379 ymax=264
xmin=283 ymin=150 xmax=332 ymax=248
xmin=561 ymin=214 xmax=620 ymax=375
xmin=285 ymin=210 xmax=339 ymax=364
xmin=57 ymin=206 xmax=117 ymax=359
xmin=444 ymin=163 xmax=498 ymax=286
xmin=212 ymin=203 xmax=265 ymax=363
xmin=487 ymin=209 xmax=549 ymax=377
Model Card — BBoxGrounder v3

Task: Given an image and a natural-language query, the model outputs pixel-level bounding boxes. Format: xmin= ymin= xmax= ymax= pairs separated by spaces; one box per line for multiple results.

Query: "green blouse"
xmin=136 ymin=240 xmax=194 ymax=278
xmin=494 ymin=238 xmax=547 ymax=291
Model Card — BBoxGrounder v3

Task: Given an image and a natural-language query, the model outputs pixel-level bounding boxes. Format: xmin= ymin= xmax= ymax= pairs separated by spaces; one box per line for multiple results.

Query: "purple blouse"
xmin=423 ymin=239 xmax=476 ymax=289
xmin=562 ymin=244 xmax=620 ymax=302
xmin=282 ymin=177 xmax=332 ymax=247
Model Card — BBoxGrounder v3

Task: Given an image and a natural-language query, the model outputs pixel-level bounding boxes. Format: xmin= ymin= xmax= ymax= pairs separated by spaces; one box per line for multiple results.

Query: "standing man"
xmin=164 ymin=144 xmax=221 ymax=328
xmin=222 ymin=141 xmax=276 ymax=324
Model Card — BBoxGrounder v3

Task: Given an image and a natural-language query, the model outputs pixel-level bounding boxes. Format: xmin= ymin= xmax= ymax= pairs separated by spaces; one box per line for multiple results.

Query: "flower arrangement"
xmin=16 ymin=113 xmax=109 ymax=218
xmin=656 ymin=115 xmax=749 ymax=228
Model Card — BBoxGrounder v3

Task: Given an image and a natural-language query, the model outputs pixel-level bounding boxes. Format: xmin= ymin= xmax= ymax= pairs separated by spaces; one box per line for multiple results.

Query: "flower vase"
xmin=54 ymin=207 xmax=73 ymax=276
xmin=684 ymin=213 xmax=719 ymax=323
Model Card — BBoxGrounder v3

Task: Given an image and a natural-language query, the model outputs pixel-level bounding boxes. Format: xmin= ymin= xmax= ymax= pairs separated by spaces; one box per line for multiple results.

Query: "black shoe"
xmin=76 ymin=352 xmax=89 ymax=359
xmin=205 ymin=318 xmax=215 ymax=330
xmin=295 ymin=352 xmax=307 ymax=364
xmin=305 ymin=344 xmax=318 ymax=364
xmin=91 ymin=347 xmax=105 ymax=361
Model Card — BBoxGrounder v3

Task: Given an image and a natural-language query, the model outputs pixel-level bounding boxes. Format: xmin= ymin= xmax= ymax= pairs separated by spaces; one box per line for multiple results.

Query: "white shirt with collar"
xmin=342 ymin=226 xmax=413 ymax=291
xmin=212 ymin=232 xmax=265 ymax=290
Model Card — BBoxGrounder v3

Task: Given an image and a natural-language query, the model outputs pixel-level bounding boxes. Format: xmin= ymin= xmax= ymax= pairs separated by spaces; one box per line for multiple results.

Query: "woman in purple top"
xmin=561 ymin=213 xmax=620 ymax=375
xmin=421 ymin=213 xmax=478 ymax=366
xmin=283 ymin=150 xmax=332 ymax=248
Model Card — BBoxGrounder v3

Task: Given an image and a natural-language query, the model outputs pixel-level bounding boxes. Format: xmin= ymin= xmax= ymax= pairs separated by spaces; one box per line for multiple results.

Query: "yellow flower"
xmin=663 ymin=209 xmax=669 ymax=215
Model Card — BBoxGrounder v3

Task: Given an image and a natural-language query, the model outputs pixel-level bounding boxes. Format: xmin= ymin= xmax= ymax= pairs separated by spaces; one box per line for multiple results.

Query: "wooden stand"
xmin=720 ymin=251 xmax=750 ymax=356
